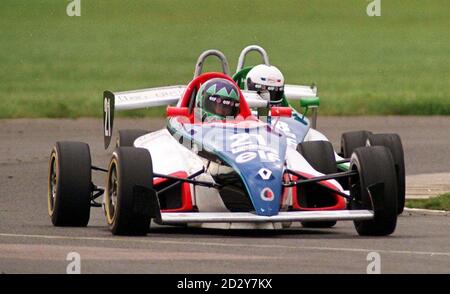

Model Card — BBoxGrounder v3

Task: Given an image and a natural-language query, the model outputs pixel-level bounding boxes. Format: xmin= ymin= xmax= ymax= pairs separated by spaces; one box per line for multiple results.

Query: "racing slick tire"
xmin=48 ymin=141 xmax=92 ymax=227
xmin=368 ymin=133 xmax=406 ymax=215
xmin=340 ymin=130 xmax=373 ymax=158
xmin=116 ymin=129 xmax=149 ymax=147
xmin=350 ymin=146 xmax=398 ymax=236
xmin=297 ymin=141 xmax=337 ymax=228
xmin=105 ymin=147 xmax=154 ymax=236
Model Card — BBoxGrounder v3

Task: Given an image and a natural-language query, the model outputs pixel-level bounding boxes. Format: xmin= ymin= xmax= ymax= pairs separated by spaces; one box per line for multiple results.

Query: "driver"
xmin=194 ymin=78 xmax=241 ymax=122
xmin=245 ymin=64 xmax=285 ymax=107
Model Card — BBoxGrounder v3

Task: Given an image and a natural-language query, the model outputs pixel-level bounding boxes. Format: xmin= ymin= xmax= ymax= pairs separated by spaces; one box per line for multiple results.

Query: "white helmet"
xmin=245 ymin=64 xmax=285 ymax=105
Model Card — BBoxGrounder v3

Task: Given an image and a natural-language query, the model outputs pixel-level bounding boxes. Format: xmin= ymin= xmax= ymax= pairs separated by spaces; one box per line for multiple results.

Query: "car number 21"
xmin=230 ymin=133 xmax=280 ymax=163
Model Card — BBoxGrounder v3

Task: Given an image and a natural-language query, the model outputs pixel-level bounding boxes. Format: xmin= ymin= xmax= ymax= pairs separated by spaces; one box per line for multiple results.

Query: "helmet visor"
xmin=204 ymin=95 xmax=240 ymax=117
xmin=263 ymin=85 xmax=284 ymax=104
xmin=248 ymin=82 xmax=284 ymax=104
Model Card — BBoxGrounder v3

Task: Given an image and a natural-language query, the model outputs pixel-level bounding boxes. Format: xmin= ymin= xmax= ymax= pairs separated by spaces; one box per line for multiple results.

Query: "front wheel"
xmin=48 ymin=141 xmax=92 ymax=226
xmin=105 ymin=147 xmax=155 ymax=236
xmin=350 ymin=146 xmax=398 ymax=236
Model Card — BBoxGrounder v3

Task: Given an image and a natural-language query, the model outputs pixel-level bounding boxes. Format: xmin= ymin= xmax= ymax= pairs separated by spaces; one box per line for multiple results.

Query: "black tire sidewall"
xmin=50 ymin=141 xmax=91 ymax=226
xmin=117 ymin=129 xmax=149 ymax=147
xmin=368 ymin=133 xmax=406 ymax=214
xmin=341 ymin=130 xmax=373 ymax=158
xmin=107 ymin=147 xmax=153 ymax=235
xmin=297 ymin=140 xmax=337 ymax=174
xmin=350 ymin=146 xmax=398 ymax=236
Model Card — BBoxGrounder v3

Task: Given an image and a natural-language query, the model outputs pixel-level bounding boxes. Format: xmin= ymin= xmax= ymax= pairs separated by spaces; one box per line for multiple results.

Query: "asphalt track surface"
xmin=0 ymin=117 xmax=449 ymax=274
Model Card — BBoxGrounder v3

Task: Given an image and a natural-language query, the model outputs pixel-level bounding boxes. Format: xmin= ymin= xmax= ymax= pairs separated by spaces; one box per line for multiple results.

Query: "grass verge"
xmin=406 ymin=193 xmax=450 ymax=211
xmin=0 ymin=0 xmax=448 ymax=118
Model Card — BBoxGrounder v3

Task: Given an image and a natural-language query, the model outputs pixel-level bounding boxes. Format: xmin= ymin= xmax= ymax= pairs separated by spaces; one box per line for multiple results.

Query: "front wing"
xmin=156 ymin=210 xmax=374 ymax=225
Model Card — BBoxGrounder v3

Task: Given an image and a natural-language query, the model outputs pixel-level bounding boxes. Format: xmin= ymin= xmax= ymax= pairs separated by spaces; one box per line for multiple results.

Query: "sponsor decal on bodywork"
xmin=169 ymin=119 xmax=287 ymax=216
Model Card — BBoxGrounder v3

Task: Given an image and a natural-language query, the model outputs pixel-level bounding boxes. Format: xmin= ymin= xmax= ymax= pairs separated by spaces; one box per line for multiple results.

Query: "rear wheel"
xmin=116 ymin=129 xmax=149 ymax=147
xmin=48 ymin=141 xmax=92 ymax=226
xmin=297 ymin=141 xmax=337 ymax=228
xmin=297 ymin=141 xmax=337 ymax=174
xmin=368 ymin=133 xmax=405 ymax=214
xmin=105 ymin=147 xmax=155 ymax=235
xmin=350 ymin=146 xmax=398 ymax=236
xmin=340 ymin=130 xmax=373 ymax=158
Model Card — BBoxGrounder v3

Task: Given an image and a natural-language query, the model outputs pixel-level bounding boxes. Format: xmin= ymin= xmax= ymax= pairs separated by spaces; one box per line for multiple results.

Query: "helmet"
xmin=245 ymin=64 xmax=285 ymax=105
xmin=194 ymin=78 xmax=241 ymax=122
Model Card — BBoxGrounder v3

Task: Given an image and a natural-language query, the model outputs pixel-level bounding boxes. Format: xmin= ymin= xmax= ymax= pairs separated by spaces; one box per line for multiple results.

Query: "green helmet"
xmin=194 ymin=78 xmax=241 ymax=121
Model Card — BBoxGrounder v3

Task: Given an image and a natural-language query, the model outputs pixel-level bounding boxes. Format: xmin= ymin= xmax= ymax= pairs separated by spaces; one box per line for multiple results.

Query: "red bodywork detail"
xmin=271 ymin=107 xmax=292 ymax=117
xmin=178 ymin=72 xmax=252 ymax=122
xmin=166 ymin=106 xmax=189 ymax=118
xmin=153 ymin=171 xmax=193 ymax=212
xmin=290 ymin=171 xmax=346 ymax=211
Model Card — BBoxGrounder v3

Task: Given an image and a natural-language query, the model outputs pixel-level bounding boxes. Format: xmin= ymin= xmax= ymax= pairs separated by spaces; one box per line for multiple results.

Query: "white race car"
xmin=47 ymin=49 xmax=403 ymax=236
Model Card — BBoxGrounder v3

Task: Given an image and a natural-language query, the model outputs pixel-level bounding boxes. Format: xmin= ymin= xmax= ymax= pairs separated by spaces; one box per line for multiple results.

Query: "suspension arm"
xmin=154 ymin=168 xmax=222 ymax=193
xmin=283 ymin=169 xmax=357 ymax=200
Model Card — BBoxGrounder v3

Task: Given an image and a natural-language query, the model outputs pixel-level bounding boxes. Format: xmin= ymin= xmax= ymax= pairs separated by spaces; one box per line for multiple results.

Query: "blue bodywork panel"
xmin=269 ymin=113 xmax=310 ymax=148
xmin=168 ymin=119 xmax=287 ymax=216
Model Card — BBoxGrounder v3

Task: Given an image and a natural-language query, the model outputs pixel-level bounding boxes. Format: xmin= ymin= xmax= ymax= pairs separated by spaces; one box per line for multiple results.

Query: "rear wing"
xmin=105 ymin=85 xmax=186 ymax=111
xmin=103 ymin=85 xmax=186 ymax=149
xmin=284 ymin=84 xmax=317 ymax=100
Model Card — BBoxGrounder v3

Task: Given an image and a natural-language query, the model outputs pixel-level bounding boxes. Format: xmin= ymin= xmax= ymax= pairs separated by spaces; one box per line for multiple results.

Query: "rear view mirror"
xmin=271 ymin=107 xmax=292 ymax=117
xmin=300 ymin=96 xmax=320 ymax=108
xmin=166 ymin=106 xmax=189 ymax=118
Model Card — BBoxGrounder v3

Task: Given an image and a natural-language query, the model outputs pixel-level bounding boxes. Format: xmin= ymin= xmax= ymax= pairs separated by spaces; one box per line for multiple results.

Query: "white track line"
xmin=404 ymin=207 xmax=449 ymax=216
xmin=0 ymin=233 xmax=449 ymax=257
